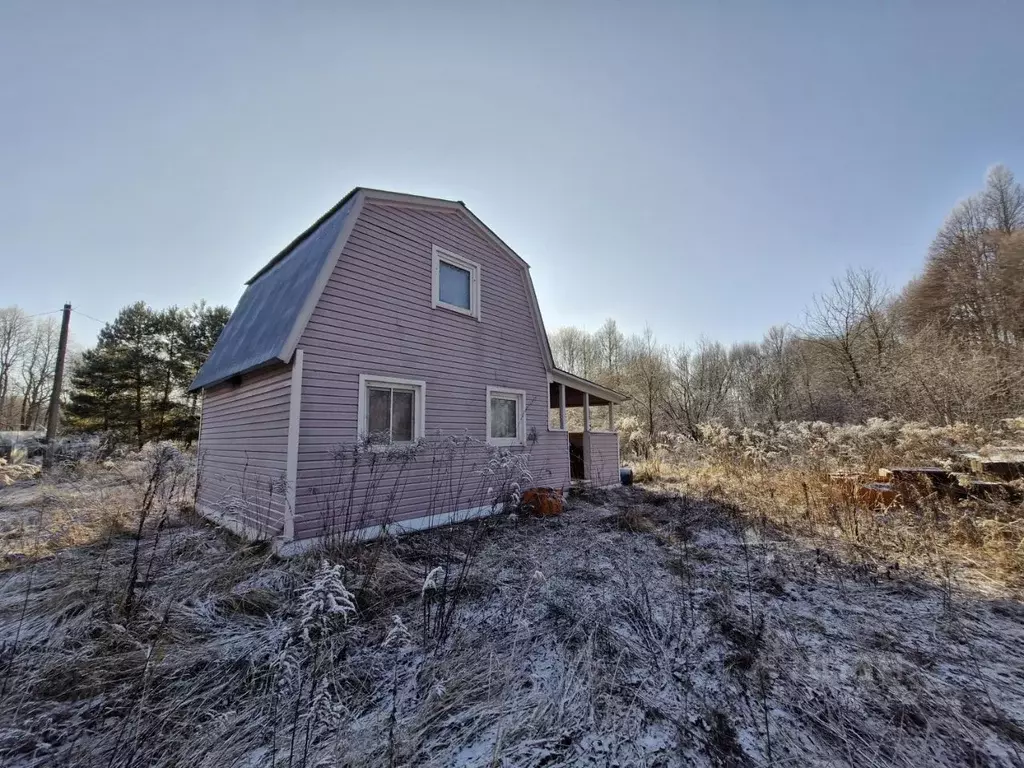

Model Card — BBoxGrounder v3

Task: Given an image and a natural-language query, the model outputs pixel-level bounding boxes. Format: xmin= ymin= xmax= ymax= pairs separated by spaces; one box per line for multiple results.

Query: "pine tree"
xmin=180 ymin=302 xmax=231 ymax=441
xmin=66 ymin=346 xmax=127 ymax=435
xmin=66 ymin=301 xmax=229 ymax=447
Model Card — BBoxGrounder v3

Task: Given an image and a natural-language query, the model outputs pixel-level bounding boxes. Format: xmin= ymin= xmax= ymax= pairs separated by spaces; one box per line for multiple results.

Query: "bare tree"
xmin=727 ymin=341 xmax=764 ymax=425
xmin=18 ymin=317 xmax=60 ymax=430
xmin=594 ymin=317 xmax=624 ymax=382
xmin=803 ymin=267 xmax=891 ymax=394
xmin=761 ymin=325 xmax=798 ymax=422
xmin=881 ymin=324 xmax=1024 ymax=425
xmin=550 ymin=326 xmax=599 ymax=378
xmin=725 ymin=325 xmax=800 ymax=426
xmin=663 ymin=339 xmax=734 ymax=439
xmin=984 ymin=164 xmax=1024 ymax=235
xmin=904 ymin=165 xmax=1024 ymax=347
xmin=620 ymin=326 xmax=669 ymax=450
xmin=0 ymin=307 xmax=29 ymax=429
xmin=791 ymin=339 xmax=821 ymax=420
xmin=994 ymin=232 xmax=1024 ymax=345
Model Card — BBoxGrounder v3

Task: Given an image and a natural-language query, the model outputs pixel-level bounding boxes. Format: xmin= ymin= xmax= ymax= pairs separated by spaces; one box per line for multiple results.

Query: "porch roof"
xmin=548 ymin=369 xmax=627 ymax=408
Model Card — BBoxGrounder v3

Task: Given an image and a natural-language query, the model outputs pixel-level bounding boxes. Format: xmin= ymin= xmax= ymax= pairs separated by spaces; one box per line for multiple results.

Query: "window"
xmin=486 ymin=387 xmax=526 ymax=446
xmin=432 ymin=246 xmax=480 ymax=319
xmin=439 ymin=261 xmax=472 ymax=309
xmin=357 ymin=375 xmax=426 ymax=445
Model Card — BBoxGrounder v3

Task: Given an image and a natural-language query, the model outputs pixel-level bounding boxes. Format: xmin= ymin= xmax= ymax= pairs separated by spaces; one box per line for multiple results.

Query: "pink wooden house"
xmin=189 ymin=188 xmax=624 ymax=554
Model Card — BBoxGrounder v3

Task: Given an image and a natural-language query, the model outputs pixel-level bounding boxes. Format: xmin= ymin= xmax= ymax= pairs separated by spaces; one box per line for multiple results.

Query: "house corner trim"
xmin=285 ymin=349 xmax=304 ymax=541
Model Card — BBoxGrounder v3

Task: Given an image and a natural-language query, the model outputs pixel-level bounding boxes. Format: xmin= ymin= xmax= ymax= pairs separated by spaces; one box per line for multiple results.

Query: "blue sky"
xmin=2 ymin=2 xmax=1022 ymax=349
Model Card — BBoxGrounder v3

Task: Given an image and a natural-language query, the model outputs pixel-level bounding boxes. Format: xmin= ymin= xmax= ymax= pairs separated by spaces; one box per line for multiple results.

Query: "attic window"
xmin=229 ymin=374 xmax=243 ymax=389
xmin=432 ymin=246 xmax=480 ymax=319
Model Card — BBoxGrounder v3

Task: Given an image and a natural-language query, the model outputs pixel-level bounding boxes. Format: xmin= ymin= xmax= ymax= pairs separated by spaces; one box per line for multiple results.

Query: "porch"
xmin=548 ymin=370 xmax=626 ymax=486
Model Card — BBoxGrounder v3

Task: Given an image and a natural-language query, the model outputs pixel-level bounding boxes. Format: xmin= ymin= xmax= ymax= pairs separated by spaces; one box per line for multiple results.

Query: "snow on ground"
xmin=1 ymin=478 xmax=1023 ymax=766
xmin=350 ymin=488 xmax=1024 ymax=767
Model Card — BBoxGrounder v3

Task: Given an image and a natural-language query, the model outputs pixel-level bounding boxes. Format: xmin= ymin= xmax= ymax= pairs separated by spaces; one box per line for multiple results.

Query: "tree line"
xmin=1 ymin=301 xmax=230 ymax=447
xmin=551 ymin=165 xmax=1024 ymax=446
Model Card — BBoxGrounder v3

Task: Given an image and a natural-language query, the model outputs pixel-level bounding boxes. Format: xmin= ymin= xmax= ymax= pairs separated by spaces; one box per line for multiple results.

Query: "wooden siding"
xmin=584 ymin=432 xmax=620 ymax=486
xmin=293 ymin=202 xmax=570 ymax=539
xmin=197 ymin=363 xmax=291 ymax=537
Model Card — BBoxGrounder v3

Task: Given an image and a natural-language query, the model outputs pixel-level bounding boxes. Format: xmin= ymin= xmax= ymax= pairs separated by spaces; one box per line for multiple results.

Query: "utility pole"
xmin=45 ymin=303 xmax=72 ymax=447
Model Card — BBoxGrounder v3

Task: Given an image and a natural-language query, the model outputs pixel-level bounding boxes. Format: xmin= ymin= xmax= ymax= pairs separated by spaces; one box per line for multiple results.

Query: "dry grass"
xmin=1 ymin=446 xmax=1024 ymax=766
xmin=632 ymin=457 xmax=667 ymax=484
xmin=651 ymin=459 xmax=1024 ymax=596
xmin=0 ymin=459 xmax=39 ymax=487
xmin=0 ymin=458 xmax=153 ymax=564
xmin=637 ymin=418 xmax=1024 ymax=595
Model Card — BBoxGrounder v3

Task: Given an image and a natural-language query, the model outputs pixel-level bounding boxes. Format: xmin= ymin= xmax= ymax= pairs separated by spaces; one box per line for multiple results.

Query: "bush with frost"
xmin=483 ymin=447 xmax=533 ymax=509
xmin=298 ymin=560 xmax=357 ymax=645
xmin=382 ymin=615 xmax=412 ymax=649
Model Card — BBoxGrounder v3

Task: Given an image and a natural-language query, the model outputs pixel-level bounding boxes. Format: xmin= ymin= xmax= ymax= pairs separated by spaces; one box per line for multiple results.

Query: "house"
xmin=189 ymin=188 xmax=624 ymax=554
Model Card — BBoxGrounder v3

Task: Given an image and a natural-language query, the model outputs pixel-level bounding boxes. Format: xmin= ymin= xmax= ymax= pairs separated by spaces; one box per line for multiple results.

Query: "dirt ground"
xmin=1 ymin=467 xmax=1024 ymax=766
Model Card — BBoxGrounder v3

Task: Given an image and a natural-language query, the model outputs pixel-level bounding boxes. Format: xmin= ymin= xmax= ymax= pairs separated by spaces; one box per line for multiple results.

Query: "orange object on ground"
xmin=521 ymin=487 xmax=564 ymax=517
xmin=856 ymin=482 xmax=901 ymax=509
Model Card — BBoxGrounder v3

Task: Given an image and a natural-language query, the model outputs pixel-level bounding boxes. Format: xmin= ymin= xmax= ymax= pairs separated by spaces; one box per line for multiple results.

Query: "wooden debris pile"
xmin=830 ymin=449 xmax=1024 ymax=509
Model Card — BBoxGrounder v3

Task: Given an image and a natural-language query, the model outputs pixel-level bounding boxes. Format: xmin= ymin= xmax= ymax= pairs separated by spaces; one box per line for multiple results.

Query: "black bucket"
xmin=619 ymin=467 xmax=634 ymax=486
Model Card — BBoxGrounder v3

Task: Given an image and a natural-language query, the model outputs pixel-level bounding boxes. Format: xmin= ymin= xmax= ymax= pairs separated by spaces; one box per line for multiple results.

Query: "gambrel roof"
xmin=189 ymin=188 xmax=624 ymax=404
xmin=189 ymin=192 xmax=359 ymax=391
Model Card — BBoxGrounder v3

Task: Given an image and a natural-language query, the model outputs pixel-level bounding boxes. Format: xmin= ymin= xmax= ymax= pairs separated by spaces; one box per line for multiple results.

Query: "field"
xmin=1 ymin=433 xmax=1023 ymax=767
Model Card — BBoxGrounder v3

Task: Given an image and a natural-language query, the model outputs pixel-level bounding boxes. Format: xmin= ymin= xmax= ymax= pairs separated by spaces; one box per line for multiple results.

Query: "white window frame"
xmin=486 ymin=386 xmax=527 ymax=446
xmin=432 ymin=245 xmax=481 ymax=320
xmin=357 ymin=374 xmax=426 ymax=447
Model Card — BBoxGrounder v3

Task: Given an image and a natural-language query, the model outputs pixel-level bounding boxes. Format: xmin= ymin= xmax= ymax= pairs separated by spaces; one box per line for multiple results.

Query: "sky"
xmin=2 ymin=1 xmax=1023 ymax=350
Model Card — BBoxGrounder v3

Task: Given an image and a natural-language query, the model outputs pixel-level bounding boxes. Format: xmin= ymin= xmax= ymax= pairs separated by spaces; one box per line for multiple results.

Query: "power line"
xmin=25 ymin=307 xmax=108 ymax=326
xmin=74 ymin=310 xmax=109 ymax=326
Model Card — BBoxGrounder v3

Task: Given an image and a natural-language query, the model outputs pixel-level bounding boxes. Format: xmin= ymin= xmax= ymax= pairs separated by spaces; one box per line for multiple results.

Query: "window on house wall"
xmin=432 ymin=246 xmax=480 ymax=318
xmin=358 ymin=375 xmax=426 ymax=445
xmin=487 ymin=387 xmax=526 ymax=446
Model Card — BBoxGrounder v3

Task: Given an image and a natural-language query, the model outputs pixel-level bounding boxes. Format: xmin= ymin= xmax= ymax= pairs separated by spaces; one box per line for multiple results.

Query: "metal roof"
xmin=188 ymin=195 xmax=358 ymax=391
